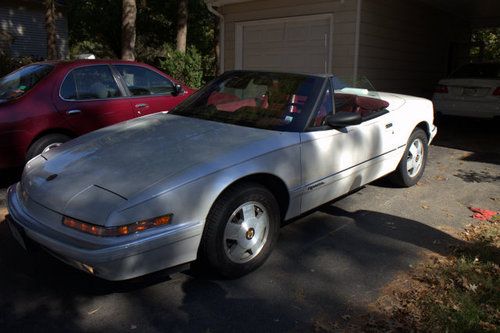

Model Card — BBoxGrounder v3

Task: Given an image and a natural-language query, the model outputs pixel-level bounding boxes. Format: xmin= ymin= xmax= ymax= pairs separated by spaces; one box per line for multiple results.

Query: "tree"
xmin=176 ymin=0 xmax=188 ymax=53
xmin=121 ymin=0 xmax=137 ymax=60
xmin=44 ymin=0 xmax=57 ymax=59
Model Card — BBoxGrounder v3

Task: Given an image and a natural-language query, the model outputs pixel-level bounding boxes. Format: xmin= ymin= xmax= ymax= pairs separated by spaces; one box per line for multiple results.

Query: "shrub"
xmin=0 ymin=52 xmax=37 ymax=77
xmin=158 ymin=44 xmax=203 ymax=88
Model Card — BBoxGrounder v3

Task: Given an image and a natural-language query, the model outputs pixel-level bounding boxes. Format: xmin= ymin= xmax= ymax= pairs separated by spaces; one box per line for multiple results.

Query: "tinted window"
xmin=114 ymin=65 xmax=174 ymax=96
xmin=0 ymin=64 xmax=53 ymax=100
xmin=61 ymin=65 xmax=122 ymax=100
xmin=171 ymin=71 xmax=325 ymax=132
xmin=451 ymin=63 xmax=500 ymax=79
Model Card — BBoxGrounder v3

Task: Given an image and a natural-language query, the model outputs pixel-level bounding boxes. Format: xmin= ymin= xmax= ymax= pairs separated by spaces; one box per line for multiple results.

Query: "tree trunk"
xmin=176 ymin=0 xmax=188 ymax=53
xmin=44 ymin=0 xmax=57 ymax=60
xmin=213 ymin=14 xmax=220 ymax=75
xmin=121 ymin=0 xmax=137 ymax=61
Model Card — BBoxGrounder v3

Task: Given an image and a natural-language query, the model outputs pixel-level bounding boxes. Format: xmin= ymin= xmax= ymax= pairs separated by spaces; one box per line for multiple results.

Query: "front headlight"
xmin=62 ymin=214 xmax=172 ymax=237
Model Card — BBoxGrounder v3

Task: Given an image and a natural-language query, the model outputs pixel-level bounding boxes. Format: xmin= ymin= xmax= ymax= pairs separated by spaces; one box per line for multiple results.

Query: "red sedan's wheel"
xmin=26 ymin=133 xmax=71 ymax=161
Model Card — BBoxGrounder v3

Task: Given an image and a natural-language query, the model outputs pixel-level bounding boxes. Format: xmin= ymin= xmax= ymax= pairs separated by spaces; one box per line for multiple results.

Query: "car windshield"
xmin=0 ymin=64 xmax=54 ymax=100
xmin=451 ymin=63 xmax=500 ymax=79
xmin=331 ymin=75 xmax=381 ymax=99
xmin=170 ymin=71 xmax=325 ymax=132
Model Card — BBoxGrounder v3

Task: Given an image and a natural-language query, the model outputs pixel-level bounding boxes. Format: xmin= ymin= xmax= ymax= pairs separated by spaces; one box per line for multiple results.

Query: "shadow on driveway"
xmin=0 ymin=203 xmax=466 ymax=332
xmin=433 ymin=115 xmax=500 ymax=162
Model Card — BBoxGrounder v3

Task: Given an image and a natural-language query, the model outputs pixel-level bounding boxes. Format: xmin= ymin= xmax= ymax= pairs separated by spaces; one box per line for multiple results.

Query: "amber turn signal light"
xmin=63 ymin=214 xmax=172 ymax=237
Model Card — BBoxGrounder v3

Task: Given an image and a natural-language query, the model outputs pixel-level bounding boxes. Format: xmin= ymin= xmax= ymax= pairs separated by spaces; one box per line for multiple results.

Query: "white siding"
xmin=221 ymin=0 xmax=358 ymax=78
xmin=0 ymin=1 xmax=68 ymax=59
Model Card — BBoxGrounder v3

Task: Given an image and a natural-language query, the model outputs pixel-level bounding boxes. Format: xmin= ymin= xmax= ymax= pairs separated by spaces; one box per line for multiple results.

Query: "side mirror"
xmin=326 ymin=111 xmax=362 ymax=128
xmin=173 ymin=84 xmax=184 ymax=96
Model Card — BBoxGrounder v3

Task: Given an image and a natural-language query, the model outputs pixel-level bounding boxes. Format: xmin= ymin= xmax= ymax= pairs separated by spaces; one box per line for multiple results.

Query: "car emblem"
xmin=46 ymin=174 xmax=58 ymax=181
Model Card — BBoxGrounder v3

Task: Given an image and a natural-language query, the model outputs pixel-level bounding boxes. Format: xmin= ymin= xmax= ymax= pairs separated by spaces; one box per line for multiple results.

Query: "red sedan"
xmin=0 ymin=60 xmax=194 ymax=169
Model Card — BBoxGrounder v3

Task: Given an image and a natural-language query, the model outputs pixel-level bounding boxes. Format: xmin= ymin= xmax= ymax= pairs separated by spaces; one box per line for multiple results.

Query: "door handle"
xmin=385 ymin=123 xmax=393 ymax=129
xmin=135 ymin=103 xmax=149 ymax=108
xmin=66 ymin=109 xmax=82 ymax=115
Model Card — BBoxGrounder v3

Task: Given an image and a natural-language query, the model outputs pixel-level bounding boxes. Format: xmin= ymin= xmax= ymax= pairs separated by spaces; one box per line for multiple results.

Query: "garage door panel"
xmin=239 ymin=15 xmax=332 ymax=74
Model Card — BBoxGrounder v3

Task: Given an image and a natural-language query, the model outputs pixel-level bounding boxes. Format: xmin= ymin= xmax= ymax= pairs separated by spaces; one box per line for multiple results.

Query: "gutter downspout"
xmin=206 ymin=1 xmax=225 ymax=74
xmin=353 ymin=0 xmax=362 ymax=82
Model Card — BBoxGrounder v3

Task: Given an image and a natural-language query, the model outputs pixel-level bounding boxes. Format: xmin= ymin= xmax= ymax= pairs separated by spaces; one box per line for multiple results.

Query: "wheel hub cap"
xmin=407 ymin=138 xmax=424 ymax=177
xmin=223 ymin=201 xmax=270 ymax=263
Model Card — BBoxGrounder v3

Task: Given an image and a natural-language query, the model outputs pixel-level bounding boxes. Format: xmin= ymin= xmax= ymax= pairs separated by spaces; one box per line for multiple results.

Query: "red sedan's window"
xmin=0 ymin=64 xmax=53 ymax=100
xmin=61 ymin=65 xmax=122 ymax=100
xmin=114 ymin=65 xmax=175 ymax=96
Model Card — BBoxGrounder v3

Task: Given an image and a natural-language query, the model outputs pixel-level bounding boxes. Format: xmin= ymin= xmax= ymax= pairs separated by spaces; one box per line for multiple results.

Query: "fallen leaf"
xmin=87 ymin=306 xmax=101 ymax=315
xmin=466 ymin=283 xmax=478 ymax=293
xmin=422 ymin=205 xmax=429 ymax=209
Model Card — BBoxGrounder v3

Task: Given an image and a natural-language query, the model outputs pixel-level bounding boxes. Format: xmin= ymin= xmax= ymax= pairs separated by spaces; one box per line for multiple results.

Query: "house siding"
xmin=358 ymin=0 xmax=460 ymax=96
xmin=221 ymin=0 xmax=359 ymax=78
xmin=0 ymin=0 xmax=68 ymax=59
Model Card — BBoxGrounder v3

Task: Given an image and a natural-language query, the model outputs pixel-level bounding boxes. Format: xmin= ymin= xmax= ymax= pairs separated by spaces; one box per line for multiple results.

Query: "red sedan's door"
xmin=113 ymin=64 xmax=189 ymax=117
xmin=54 ymin=64 xmax=134 ymax=135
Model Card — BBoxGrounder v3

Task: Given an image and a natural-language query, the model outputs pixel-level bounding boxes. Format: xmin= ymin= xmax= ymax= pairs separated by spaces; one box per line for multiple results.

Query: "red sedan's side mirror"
xmin=173 ymin=84 xmax=184 ymax=96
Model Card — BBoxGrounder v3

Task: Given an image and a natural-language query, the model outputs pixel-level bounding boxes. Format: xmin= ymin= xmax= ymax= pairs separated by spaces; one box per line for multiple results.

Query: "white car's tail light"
xmin=62 ymin=214 xmax=172 ymax=237
xmin=493 ymin=87 xmax=500 ymax=96
xmin=434 ymin=85 xmax=448 ymax=94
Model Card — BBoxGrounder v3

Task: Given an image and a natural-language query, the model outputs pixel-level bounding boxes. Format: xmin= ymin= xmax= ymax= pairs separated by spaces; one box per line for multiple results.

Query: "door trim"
xmin=235 ymin=13 xmax=334 ymax=72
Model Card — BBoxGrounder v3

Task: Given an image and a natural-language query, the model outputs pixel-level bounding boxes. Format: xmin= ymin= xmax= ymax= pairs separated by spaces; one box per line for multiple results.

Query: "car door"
xmin=113 ymin=64 xmax=187 ymax=117
xmin=54 ymin=64 xmax=134 ymax=135
xmin=299 ymin=84 xmax=397 ymax=214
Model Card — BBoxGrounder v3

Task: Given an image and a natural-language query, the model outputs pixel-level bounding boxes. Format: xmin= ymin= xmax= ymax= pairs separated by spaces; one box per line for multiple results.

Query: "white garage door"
xmin=236 ymin=15 xmax=332 ymax=74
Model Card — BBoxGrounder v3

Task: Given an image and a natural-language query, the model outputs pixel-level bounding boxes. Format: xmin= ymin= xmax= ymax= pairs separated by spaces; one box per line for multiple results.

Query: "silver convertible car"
xmin=7 ymin=71 xmax=437 ymax=280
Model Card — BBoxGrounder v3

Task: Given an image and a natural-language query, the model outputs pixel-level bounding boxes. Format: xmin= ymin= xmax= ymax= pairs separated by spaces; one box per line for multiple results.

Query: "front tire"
xmin=199 ymin=183 xmax=280 ymax=278
xmin=390 ymin=128 xmax=428 ymax=187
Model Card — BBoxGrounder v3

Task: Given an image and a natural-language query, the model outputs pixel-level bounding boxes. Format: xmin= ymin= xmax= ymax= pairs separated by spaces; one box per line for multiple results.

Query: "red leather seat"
xmin=207 ymin=92 xmax=240 ymax=105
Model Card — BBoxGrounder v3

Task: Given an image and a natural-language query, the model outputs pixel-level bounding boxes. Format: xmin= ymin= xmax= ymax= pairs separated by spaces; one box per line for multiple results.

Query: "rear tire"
xmin=198 ymin=182 xmax=280 ymax=278
xmin=26 ymin=133 xmax=71 ymax=161
xmin=390 ymin=128 xmax=428 ymax=187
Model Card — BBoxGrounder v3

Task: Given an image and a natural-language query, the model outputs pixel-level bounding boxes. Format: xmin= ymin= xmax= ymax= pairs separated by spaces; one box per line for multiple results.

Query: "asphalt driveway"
xmin=0 ymin=117 xmax=498 ymax=332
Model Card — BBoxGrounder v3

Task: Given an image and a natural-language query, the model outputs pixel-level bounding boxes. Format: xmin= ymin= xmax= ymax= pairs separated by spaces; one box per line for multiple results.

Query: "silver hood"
xmin=22 ymin=114 xmax=295 ymax=224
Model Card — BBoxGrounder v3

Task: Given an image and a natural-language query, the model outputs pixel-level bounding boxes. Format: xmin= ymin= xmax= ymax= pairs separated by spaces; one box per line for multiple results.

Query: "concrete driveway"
xmin=0 ymin=117 xmax=498 ymax=332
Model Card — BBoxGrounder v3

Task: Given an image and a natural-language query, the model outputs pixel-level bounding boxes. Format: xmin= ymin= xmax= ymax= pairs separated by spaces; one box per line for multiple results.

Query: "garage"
xmin=235 ymin=14 xmax=333 ymax=74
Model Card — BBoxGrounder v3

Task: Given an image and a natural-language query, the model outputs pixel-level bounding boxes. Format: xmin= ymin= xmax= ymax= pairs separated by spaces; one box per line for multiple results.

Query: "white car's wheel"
xmin=391 ymin=128 xmax=428 ymax=187
xmin=199 ymin=182 xmax=280 ymax=278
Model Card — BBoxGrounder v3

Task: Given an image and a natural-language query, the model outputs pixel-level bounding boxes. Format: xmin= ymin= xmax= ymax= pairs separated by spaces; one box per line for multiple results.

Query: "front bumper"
xmin=7 ymin=184 xmax=204 ymax=281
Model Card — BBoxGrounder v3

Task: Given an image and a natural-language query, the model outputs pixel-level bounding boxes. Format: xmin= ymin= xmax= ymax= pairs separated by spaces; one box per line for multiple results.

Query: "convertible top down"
xmin=7 ymin=71 xmax=437 ymax=280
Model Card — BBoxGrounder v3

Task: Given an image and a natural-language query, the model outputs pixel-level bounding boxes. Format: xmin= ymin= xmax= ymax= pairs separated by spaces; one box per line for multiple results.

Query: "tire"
xmin=26 ymin=133 xmax=71 ymax=161
xmin=390 ymin=128 xmax=428 ymax=187
xmin=199 ymin=182 xmax=280 ymax=278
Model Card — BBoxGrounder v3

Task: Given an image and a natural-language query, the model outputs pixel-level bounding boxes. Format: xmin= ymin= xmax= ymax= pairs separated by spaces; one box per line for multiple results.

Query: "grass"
xmin=417 ymin=221 xmax=500 ymax=332
xmin=361 ymin=219 xmax=500 ymax=333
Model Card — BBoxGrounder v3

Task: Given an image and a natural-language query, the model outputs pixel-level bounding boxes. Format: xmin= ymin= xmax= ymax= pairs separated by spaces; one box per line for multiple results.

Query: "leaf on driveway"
xmin=87 ymin=306 xmax=101 ymax=315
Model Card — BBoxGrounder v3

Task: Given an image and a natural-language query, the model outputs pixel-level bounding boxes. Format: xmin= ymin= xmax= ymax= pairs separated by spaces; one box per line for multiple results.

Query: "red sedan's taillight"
xmin=493 ymin=87 xmax=500 ymax=96
xmin=62 ymin=214 xmax=172 ymax=237
xmin=434 ymin=85 xmax=448 ymax=94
